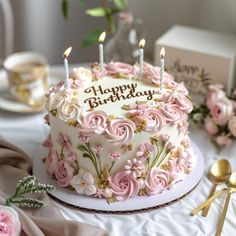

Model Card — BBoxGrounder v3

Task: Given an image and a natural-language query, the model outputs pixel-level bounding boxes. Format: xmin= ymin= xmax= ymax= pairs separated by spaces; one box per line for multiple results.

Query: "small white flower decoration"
xmin=103 ymin=188 xmax=113 ymax=199
xmin=70 ymin=170 xmax=96 ymax=196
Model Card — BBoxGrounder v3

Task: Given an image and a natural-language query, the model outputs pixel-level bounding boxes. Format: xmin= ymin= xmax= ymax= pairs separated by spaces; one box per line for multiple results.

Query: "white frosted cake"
xmin=43 ymin=62 xmax=194 ymax=203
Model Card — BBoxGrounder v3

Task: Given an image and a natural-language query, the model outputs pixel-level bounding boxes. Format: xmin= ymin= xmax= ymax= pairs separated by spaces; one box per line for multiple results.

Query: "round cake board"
xmin=33 ymin=141 xmax=204 ymax=214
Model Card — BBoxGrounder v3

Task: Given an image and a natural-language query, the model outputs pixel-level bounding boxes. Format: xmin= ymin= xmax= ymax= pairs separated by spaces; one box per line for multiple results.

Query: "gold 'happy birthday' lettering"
xmin=83 ymin=83 xmax=155 ymax=109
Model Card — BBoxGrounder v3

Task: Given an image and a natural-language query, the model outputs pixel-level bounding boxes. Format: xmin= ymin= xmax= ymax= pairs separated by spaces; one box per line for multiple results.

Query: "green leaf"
xmin=77 ymin=145 xmax=88 ymax=152
xmin=81 ymin=30 xmax=103 ymax=48
xmin=113 ymin=0 xmax=126 ymax=10
xmin=86 ymin=7 xmax=107 ymax=17
xmin=82 ymin=153 xmax=92 ymax=159
xmin=62 ymin=0 xmax=68 ymax=19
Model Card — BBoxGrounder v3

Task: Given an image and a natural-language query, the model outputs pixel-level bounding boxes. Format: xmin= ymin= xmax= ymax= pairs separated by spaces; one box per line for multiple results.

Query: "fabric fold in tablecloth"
xmin=0 ymin=139 xmax=108 ymax=236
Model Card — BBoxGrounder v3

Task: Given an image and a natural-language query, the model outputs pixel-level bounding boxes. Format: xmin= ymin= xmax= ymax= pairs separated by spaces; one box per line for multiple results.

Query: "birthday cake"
xmin=43 ymin=61 xmax=195 ymax=203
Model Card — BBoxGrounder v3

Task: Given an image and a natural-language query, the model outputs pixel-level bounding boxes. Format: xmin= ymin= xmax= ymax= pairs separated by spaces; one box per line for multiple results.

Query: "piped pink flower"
xmin=56 ymin=133 xmax=72 ymax=151
xmin=77 ymin=110 xmax=108 ymax=136
xmin=106 ymin=62 xmax=133 ymax=76
xmin=92 ymin=144 xmax=103 ymax=154
xmin=109 ymin=152 xmax=121 ymax=161
xmin=105 ymin=118 xmax=135 ymax=144
xmin=124 ymin=158 xmax=144 ymax=178
xmin=42 ymin=135 xmax=52 ymax=149
xmin=78 ymin=133 xmax=90 ymax=143
xmin=145 ymin=167 xmax=170 ymax=195
xmin=54 ymin=160 xmax=75 ymax=188
xmin=109 ymin=171 xmax=139 ymax=201
xmin=159 ymin=134 xmax=170 ymax=142
xmin=136 ymin=141 xmax=155 ymax=160
xmin=45 ymin=150 xmax=59 ymax=176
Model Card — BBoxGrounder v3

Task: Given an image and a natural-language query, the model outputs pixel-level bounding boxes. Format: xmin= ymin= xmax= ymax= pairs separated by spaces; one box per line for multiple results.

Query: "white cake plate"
xmin=33 ymin=141 xmax=204 ymax=214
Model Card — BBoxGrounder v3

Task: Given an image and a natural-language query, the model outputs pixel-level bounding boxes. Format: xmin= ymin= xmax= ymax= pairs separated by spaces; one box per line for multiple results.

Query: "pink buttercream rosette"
xmin=145 ymin=167 xmax=170 ymax=195
xmin=163 ymin=92 xmax=193 ymax=113
xmin=54 ymin=159 xmax=75 ymax=187
xmin=105 ymin=118 xmax=135 ymax=144
xmin=160 ymin=103 xmax=186 ymax=124
xmin=77 ymin=110 xmax=108 ymax=136
xmin=109 ymin=171 xmax=139 ymax=201
xmin=106 ymin=62 xmax=134 ymax=77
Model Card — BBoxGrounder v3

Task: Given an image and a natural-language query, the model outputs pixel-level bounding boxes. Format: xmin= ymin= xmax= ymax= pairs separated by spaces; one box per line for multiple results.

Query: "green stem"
xmin=151 ymin=142 xmax=167 ymax=168
xmin=109 ymin=161 xmax=115 ymax=173
xmin=85 ymin=144 xmax=101 ymax=177
xmin=97 ymin=154 xmax=102 ymax=174
xmin=156 ymin=150 xmax=171 ymax=168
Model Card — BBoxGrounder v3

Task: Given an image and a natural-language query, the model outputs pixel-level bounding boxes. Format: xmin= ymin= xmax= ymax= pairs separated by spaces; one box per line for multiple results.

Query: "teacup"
xmin=3 ymin=52 xmax=49 ymax=106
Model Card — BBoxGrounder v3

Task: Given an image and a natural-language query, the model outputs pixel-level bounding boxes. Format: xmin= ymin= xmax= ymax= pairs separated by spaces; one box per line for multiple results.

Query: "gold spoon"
xmin=216 ymin=172 xmax=236 ymax=236
xmin=202 ymin=159 xmax=232 ymax=216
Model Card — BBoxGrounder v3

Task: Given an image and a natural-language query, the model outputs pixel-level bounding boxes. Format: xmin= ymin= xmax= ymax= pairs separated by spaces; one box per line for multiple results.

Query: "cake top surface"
xmin=46 ymin=62 xmax=192 ymax=125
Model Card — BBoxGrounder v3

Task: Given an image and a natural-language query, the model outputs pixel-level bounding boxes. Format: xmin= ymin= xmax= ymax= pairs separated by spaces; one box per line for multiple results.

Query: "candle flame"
xmin=139 ymin=39 xmax=145 ymax=48
xmin=98 ymin=32 xmax=106 ymax=43
xmin=160 ymin=47 xmax=165 ymax=59
xmin=63 ymin=47 xmax=72 ymax=58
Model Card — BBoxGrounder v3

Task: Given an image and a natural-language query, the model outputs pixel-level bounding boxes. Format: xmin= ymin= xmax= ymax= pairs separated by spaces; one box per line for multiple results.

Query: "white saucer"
xmin=33 ymin=142 xmax=204 ymax=214
xmin=0 ymin=71 xmax=60 ymax=113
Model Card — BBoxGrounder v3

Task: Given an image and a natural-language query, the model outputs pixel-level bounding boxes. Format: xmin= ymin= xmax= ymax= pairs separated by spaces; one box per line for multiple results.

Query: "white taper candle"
xmin=160 ymin=47 xmax=165 ymax=91
xmin=63 ymin=46 xmax=72 ymax=89
xmin=139 ymin=39 xmax=145 ymax=77
xmin=98 ymin=32 xmax=106 ymax=75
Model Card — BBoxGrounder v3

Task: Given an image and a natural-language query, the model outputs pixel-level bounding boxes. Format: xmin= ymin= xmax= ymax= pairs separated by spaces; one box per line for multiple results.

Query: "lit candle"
xmin=139 ymin=39 xmax=145 ymax=76
xmin=98 ymin=31 xmax=106 ymax=75
xmin=160 ymin=47 xmax=165 ymax=91
xmin=63 ymin=46 xmax=72 ymax=89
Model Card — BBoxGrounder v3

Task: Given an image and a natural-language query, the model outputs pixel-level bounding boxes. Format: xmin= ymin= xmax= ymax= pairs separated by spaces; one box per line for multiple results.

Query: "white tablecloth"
xmin=0 ymin=66 xmax=236 ymax=236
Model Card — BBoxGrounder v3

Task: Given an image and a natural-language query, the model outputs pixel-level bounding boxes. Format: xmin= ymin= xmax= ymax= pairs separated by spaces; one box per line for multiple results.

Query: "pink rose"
xmin=145 ymin=167 xmax=169 ymax=195
xmin=105 ymin=118 xmax=135 ymax=144
xmin=228 ymin=116 xmax=236 ymax=137
xmin=54 ymin=160 xmax=74 ymax=187
xmin=163 ymin=92 xmax=193 ymax=113
xmin=216 ymin=135 xmax=232 ymax=148
xmin=109 ymin=171 xmax=139 ymax=201
xmin=106 ymin=62 xmax=133 ymax=76
xmin=206 ymin=84 xmax=225 ymax=109
xmin=160 ymin=103 xmax=186 ymax=124
xmin=0 ymin=206 xmax=21 ymax=236
xmin=77 ymin=110 xmax=108 ymax=136
xmin=204 ymin=117 xmax=219 ymax=135
xmin=45 ymin=150 xmax=59 ymax=176
xmin=143 ymin=108 xmax=166 ymax=132
xmin=210 ymin=97 xmax=233 ymax=125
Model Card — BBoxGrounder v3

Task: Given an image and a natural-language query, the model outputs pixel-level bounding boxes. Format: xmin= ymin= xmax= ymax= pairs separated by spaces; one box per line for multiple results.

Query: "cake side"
xmin=43 ymin=62 xmax=195 ymax=202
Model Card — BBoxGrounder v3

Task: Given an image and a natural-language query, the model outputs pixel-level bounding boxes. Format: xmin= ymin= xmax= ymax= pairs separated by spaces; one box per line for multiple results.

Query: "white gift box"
xmin=154 ymin=25 xmax=236 ymax=103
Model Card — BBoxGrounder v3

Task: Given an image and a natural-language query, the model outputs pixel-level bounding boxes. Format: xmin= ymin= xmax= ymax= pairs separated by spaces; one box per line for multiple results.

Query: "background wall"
xmin=5 ymin=0 xmax=236 ymax=64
